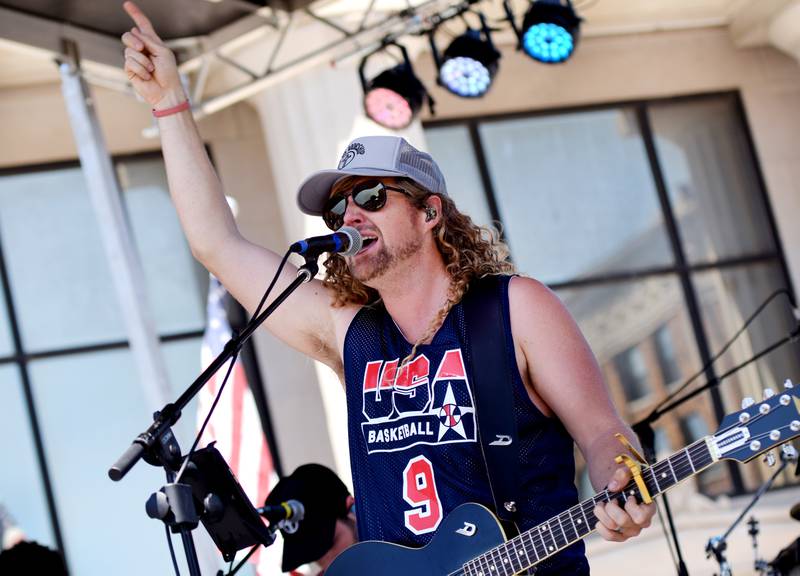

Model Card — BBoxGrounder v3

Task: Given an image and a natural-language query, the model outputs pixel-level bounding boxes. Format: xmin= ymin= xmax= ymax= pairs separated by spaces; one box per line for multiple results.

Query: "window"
xmin=653 ymin=427 xmax=672 ymax=460
xmin=426 ymin=92 xmax=799 ymax=496
xmin=476 ymin=109 xmax=672 ymax=284
xmin=0 ymin=366 xmax=54 ymax=548
xmin=0 ymin=155 xmax=207 ymax=575
xmin=613 ymin=346 xmax=651 ymax=403
xmin=654 ymin=325 xmax=681 ymax=386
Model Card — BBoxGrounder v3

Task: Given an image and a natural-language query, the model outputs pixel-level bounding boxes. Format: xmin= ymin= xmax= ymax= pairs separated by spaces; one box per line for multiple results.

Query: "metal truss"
xmin=171 ymin=0 xmax=481 ymax=120
xmin=0 ymin=0 xmax=488 ymax=123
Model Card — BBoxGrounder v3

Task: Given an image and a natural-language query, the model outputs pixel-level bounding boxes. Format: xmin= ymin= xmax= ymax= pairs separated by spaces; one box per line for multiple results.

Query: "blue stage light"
xmin=523 ymin=22 xmax=574 ymax=62
xmin=516 ymin=0 xmax=581 ymax=64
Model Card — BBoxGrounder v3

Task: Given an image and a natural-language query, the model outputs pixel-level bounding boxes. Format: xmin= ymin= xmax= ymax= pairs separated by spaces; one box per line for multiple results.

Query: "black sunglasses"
xmin=323 ymin=180 xmax=408 ymax=231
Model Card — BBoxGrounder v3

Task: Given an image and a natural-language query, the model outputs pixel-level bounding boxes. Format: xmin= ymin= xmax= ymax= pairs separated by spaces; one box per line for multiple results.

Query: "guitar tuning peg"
xmin=763 ymin=388 xmax=776 ymax=400
xmin=782 ymin=444 xmax=798 ymax=461
xmin=763 ymin=451 xmax=777 ymax=467
xmin=741 ymin=397 xmax=755 ymax=409
xmin=785 ymin=379 xmax=795 ymax=389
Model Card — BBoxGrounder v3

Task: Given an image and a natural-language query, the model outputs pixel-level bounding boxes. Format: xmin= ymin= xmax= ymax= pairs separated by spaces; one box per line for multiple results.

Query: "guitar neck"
xmin=464 ymin=437 xmax=717 ymax=575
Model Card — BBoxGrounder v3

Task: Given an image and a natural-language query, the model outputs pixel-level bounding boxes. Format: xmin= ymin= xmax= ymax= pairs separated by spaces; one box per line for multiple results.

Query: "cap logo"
xmin=338 ymin=142 xmax=366 ymax=170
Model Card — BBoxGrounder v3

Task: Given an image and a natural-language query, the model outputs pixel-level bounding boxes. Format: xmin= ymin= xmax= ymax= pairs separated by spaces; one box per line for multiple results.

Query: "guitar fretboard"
xmin=461 ymin=438 xmax=716 ymax=576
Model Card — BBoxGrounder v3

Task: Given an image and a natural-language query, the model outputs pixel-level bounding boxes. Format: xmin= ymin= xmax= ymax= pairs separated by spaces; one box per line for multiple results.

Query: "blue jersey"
xmin=343 ymin=275 xmax=589 ymax=575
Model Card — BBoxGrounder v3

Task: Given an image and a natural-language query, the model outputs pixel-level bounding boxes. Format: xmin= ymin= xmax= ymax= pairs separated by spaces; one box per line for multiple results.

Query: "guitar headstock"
xmin=712 ymin=379 xmax=800 ymax=463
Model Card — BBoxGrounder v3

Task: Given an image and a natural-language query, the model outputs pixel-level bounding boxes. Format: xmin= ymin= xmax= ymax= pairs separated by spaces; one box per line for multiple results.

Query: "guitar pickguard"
xmin=326 ymin=503 xmax=507 ymax=576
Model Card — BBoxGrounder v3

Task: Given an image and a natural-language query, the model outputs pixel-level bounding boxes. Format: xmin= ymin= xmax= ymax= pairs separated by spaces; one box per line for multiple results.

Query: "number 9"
xmin=403 ymin=455 xmax=442 ymax=535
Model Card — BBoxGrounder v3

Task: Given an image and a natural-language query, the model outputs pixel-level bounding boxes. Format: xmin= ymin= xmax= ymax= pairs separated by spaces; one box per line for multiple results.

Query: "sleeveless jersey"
xmin=343 ymin=275 xmax=590 ymax=575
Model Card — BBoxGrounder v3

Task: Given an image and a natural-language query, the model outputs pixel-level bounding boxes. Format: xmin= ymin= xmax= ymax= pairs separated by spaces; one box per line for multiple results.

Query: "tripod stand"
xmin=706 ymin=444 xmax=798 ymax=576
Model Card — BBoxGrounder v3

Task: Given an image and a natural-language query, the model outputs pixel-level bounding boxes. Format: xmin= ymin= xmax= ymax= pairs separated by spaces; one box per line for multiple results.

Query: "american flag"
xmin=198 ymin=276 xmax=283 ymax=575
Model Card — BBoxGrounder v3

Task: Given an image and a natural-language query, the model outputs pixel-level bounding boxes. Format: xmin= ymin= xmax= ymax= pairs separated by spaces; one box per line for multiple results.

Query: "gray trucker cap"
xmin=296 ymin=135 xmax=448 ymax=216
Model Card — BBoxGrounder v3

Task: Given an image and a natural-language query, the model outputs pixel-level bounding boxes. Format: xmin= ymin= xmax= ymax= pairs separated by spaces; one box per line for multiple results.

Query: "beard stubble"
xmin=351 ymin=233 xmax=423 ymax=284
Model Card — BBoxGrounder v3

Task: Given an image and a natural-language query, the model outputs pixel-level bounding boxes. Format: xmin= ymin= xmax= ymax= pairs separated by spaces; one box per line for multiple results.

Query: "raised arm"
xmin=121 ymin=1 xmax=347 ymax=369
xmin=508 ymin=276 xmax=655 ymax=542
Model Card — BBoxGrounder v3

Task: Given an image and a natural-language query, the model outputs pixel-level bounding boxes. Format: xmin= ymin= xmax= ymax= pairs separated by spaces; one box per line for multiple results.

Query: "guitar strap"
xmin=462 ymin=274 xmax=521 ymax=524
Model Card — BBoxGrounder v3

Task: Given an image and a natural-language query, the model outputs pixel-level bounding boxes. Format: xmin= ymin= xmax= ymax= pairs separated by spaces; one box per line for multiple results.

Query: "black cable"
xmin=225 ymin=544 xmax=261 ymax=576
xmin=174 ymin=250 xmax=293 ymax=484
xmin=252 ymin=249 xmax=292 ymax=320
xmin=650 ymin=289 xmax=793 ymax=416
xmin=175 ymin=347 xmax=240 ymax=483
xmin=165 ymin=525 xmax=181 ymax=576
xmin=651 ymin=328 xmax=799 ymax=419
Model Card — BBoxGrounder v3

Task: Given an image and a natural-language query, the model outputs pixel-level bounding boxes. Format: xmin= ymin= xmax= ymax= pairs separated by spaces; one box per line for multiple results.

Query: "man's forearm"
xmin=155 ymin=89 xmax=238 ymax=266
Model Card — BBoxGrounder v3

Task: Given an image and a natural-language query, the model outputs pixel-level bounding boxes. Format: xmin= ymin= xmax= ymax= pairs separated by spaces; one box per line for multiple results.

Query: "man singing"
xmin=121 ymin=3 xmax=655 ymax=572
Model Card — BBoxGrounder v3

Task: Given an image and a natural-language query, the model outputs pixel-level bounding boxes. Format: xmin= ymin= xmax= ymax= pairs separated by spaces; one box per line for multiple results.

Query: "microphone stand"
xmin=748 ymin=517 xmax=771 ymax=576
xmin=632 ymin=323 xmax=800 ymax=576
xmin=108 ymin=256 xmax=320 ymax=575
xmin=632 ymin=421 xmax=690 ymax=576
xmin=705 ymin=447 xmax=797 ymax=576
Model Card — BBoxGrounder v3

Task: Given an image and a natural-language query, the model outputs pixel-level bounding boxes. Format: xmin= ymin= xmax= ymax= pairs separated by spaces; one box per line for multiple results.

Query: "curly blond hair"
xmin=322 ymin=177 xmax=515 ymax=358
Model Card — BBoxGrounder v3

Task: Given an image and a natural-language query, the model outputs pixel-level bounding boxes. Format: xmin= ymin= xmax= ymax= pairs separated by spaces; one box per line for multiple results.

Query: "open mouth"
xmin=358 ymin=235 xmax=378 ymax=254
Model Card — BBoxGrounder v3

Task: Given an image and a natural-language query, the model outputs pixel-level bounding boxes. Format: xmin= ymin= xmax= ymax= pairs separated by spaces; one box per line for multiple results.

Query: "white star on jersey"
xmin=437 ymin=383 xmax=468 ymax=441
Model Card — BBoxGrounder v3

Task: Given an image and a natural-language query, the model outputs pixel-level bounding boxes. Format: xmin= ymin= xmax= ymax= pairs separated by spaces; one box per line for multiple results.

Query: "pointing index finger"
xmin=123 ymin=1 xmax=160 ymax=39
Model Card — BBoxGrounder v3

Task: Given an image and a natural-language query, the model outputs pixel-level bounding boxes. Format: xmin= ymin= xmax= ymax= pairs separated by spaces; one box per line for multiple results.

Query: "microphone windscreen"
xmin=339 ymin=226 xmax=362 ymax=257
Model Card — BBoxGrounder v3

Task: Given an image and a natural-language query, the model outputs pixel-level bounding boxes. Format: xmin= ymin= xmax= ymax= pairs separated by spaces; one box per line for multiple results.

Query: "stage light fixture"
xmin=359 ymin=43 xmax=432 ymax=130
xmin=429 ymin=14 xmax=501 ymax=99
xmin=505 ymin=0 xmax=581 ymax=64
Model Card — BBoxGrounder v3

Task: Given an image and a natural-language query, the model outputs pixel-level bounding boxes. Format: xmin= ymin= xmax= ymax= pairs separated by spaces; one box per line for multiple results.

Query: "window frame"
xmin=424 ymin=90 xmax=796 ymax=496
xmin=0 ymin=151 xmax=205 ymax=566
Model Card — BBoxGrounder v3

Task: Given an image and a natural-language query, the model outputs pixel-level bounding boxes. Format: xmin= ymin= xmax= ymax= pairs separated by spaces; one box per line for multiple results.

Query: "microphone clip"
xmin=297 ymin=256 xmax=319 ymax=283
xmin=279 ymin=518 xmax=301 ymax=534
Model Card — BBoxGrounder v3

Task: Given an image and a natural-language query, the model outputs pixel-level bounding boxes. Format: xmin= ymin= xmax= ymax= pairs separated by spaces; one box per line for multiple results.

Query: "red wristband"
xmin=152 ymin=100 xmax=191 ymax=118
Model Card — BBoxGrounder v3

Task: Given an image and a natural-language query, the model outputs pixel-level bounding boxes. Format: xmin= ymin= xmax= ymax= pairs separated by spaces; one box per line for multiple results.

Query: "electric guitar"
xmin=328 ymin=382 xmax=800 ymax=576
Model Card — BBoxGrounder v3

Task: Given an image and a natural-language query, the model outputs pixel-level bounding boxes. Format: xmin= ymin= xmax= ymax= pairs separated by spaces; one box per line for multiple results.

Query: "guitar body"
xmin=325 ymin=383 xmax=800 ymax=575
xmin=326 ymin=503 xmax=508 ymax=576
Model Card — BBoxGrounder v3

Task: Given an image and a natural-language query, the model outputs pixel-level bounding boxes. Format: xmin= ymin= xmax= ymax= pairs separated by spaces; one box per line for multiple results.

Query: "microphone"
xmin=290 ymin=226 xmax=362 ymax=258
xmin=257 ymin=499 xmax=305 ymax=525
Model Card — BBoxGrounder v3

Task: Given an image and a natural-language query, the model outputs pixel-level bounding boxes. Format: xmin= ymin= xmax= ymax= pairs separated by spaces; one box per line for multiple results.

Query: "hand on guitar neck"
xmin=581 ymin=429 xmax=657 ymax=543
xmin=592 ymin=465 xmax=655 ymax=542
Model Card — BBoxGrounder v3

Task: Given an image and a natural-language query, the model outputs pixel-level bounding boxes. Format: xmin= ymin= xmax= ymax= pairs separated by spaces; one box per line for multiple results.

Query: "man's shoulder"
xmin=506 ymin=275 xmax=574 ymax=330
xmin=507 ymin=275 xmax=557 ymax=303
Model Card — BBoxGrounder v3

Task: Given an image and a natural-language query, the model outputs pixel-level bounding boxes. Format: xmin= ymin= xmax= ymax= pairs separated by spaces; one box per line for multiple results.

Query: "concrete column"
xmin=769 ymin=1 xmax=800 ymax=63
xmin=59 ymin=52 xmax=172 ymax=412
